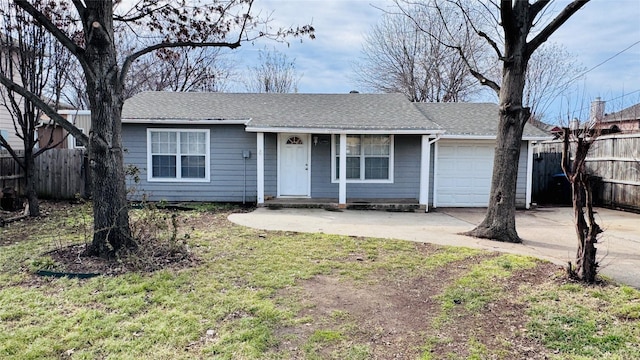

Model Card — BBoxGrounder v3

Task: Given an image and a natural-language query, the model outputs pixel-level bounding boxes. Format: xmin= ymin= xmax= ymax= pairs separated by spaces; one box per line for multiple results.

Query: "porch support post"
xmin=256 ymin=132 xmax=265 ymax=205
xmin=419 ymin=135 xmax=431 ymax=212
xmin=525 ymin=140 xmax=534 ymax=209
xmin=432 ymin=141 xmax=439 ymax=209
xmin=338 ymin=133 xmax=347 ymax=207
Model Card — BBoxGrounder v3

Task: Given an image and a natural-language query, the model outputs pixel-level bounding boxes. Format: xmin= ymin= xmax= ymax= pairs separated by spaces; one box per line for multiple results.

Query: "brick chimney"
xmin=589 ymin=97 xmax=605 ymax=124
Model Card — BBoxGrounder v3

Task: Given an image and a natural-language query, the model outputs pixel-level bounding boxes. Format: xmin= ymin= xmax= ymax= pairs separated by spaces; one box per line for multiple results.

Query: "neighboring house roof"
xmin=602 ymin=103 xmax=640 ymax=122
xmin=414 ymin=102 xmax=550 ymax=140
xmin=122 ymin=91 xmax=551 ymax=140
xmin=122 ymin=92 xmax=442 ymax=133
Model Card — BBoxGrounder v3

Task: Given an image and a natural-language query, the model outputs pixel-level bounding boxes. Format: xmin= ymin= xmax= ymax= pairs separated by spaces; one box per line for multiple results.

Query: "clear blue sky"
xmin=233 ymin=0 xmax=640 ymax=123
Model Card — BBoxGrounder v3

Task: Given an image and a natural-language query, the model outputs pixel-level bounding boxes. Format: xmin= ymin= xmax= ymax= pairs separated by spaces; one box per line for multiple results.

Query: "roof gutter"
xmin=245 ymin=126 xmax=445 ymax=135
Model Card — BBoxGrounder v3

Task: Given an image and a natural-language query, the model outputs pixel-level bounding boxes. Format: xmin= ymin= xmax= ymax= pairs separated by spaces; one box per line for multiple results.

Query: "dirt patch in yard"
xmin=275 ymin=254 xmax=561 ymax=359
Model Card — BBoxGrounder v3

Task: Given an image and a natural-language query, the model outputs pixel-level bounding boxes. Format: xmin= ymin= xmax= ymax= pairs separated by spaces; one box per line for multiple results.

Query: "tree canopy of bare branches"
xmin=354 ymin=7 xmax=483 ymax=102
xmin=245 ymin=48 xmax=301 ymax=93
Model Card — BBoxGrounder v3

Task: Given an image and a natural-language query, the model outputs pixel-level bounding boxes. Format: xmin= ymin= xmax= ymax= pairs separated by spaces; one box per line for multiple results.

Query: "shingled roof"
xmin=122 ymin=92 xmax=551 ymax=139
xmin=122 ymin=92 xmax=441 ymax=132
xmin=414 ymin=102 xmax=550 ymax=139
xmin=602 ymin=103 xmax=640 ymax=122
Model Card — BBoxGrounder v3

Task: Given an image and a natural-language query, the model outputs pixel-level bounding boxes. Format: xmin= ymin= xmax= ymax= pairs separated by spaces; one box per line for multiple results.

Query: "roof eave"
xmin=122 ymin=118 xmax=251 ymax=125
xmin=440 ymin=134 xmax=553 ymax=141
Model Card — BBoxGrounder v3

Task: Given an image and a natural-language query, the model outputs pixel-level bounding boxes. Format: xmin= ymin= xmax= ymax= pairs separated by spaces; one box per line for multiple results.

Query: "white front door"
xmin=279 ymin=134 xmax=310 ymax=196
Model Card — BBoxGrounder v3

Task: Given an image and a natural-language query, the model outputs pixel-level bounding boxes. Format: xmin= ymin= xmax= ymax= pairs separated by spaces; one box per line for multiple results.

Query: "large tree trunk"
xmin=465 ymin=15 xmax=530 ymax=243
xmin=86 ymin=100 xmax=135 ymax=257
xmin=82 ymin=3 xmax=135 ymax=257
xmin=23 ymin=149 xmax=39 ymax=217
xmin=465 ymin=111 xmax=526 ymax=242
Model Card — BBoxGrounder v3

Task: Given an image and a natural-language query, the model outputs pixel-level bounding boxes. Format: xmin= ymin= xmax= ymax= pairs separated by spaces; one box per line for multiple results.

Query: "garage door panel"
xmin=437 ymin=142 xmax=494 ymax=207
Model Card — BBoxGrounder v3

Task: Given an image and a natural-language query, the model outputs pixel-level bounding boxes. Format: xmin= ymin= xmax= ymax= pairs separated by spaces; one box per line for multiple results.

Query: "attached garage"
xmin=435 ymin=140 xmax=495 ymax=207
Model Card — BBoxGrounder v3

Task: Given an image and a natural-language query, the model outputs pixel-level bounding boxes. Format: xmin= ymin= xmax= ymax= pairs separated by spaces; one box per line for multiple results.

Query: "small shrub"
xmin=121 ymin=202 xmax=196 ymax=272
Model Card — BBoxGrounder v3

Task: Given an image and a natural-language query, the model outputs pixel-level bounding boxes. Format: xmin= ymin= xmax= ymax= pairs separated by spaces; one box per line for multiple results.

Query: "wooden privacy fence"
xmin=0 ymin=149 xmax=89 ymax=200
xmin=533 ymin=134 xmax=640 ymax=211
xmin=0 ymin=151 xmax=24 ymax=193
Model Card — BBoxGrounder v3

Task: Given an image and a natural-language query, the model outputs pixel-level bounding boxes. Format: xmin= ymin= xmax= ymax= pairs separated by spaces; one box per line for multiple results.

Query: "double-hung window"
xmin=333 ymin=134 xmax=393 ymax=182
xmin=147 ymin=129 xmax=210 ymax=182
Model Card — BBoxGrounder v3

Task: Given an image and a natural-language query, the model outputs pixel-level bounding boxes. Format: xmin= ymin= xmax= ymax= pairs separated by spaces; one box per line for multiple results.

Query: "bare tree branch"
xmin=528 ymin=0 xmax=590 ymax=55
xmin=0 ymin=74 xmax=88 ymax=145
xmin=120 ymin=40 xmax=241 ymax=84
xmin=14 ymin=0 xmax=86 ymax=65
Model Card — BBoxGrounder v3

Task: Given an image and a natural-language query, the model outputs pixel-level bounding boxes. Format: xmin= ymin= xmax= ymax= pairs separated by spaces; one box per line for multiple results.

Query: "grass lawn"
xmin=0 ymin=202 xmax=638 ymax=359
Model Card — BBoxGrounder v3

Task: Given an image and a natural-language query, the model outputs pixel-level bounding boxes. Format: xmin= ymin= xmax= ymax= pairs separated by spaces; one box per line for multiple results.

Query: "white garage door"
xmin=436 ymin=141 xmax=494 ymax=207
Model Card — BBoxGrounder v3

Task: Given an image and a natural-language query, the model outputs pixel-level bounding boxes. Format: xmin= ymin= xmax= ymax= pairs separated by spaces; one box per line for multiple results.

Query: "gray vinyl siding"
xmin=515 ymin=141 xmax=529 ymax=208
xmin=310 ymin=135 xmax=421 ymax=199
xmin=264 ymin=133 xmax=277 ymax=198
xmin=123 ymin=124 xmax=530 ymax=206
xmin=309 ymin=134 xmax=333 ymax=197
xmin=123 ymin=124 xmax=258 ymax=202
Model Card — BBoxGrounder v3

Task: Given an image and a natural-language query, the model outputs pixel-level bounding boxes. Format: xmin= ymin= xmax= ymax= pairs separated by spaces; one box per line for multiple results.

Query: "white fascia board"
xmin=122 ymin=118 xmax=251 ymax=125
xmin=439 ymin=135 xmax=496 ymax=140
xmin=440 ymin=134 xmax=553 ymax=141
xmin=245 ymin=127 xmax=445 ymax=135
xmin=523 ymin=135 xmax=554 ymax=141
xmin=58 ymin=109 xmax=91 ymax=115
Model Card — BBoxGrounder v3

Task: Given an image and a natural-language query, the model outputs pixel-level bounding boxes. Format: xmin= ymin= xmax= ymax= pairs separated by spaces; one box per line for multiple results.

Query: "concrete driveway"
xmin=229 ymin=206 xmax=640 ymax=288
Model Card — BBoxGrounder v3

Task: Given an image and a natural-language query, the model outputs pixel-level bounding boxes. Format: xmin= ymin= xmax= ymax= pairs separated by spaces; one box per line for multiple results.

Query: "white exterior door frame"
xmin=277 ymin=133 xmax=311 ymax=197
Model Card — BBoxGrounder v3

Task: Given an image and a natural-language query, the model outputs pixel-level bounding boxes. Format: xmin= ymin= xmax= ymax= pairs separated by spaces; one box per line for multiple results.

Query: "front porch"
xmin=263 ymin=197 xmax=422 ymax=211
xmin=255 ymin=133 xmax=437 ymax=211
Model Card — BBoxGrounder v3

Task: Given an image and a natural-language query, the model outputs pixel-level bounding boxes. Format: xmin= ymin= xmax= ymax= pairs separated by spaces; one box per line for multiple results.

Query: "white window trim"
xmin=65 ymin=112 xmax=89 ymax=149
xmin=146 ymin=128 xmax=210 ymax=183
xmin=73 ymin=128 xmax=86 ymax=149
xmin=331 ymin=134 xmax=394 ymax=184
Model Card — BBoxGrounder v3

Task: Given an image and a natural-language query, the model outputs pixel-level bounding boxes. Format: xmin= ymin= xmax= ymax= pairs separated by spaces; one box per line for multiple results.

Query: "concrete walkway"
xmin=229 ymin=207 xmax=640 ymax=288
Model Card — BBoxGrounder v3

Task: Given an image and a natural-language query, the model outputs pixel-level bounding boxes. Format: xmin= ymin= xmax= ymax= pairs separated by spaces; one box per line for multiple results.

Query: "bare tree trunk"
xmin=570 ymin=176 xmax=599 ymax=283
xmin=465 ymin=110 xmax=526 ymax=242
xmin=85 ymin=91 xmax=135 ymax=257
xmin=82 ymin=4 xmax=135 ymax=257
xmin=24 ymin=151 xmax=39 ymax=217
xmin=581 ymin=182 xmax=600 ymax=282
xmin=562 ymin=130 xmax=600 ymax=283
xmin=464 ymin=18 xmax=530 ymax=243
